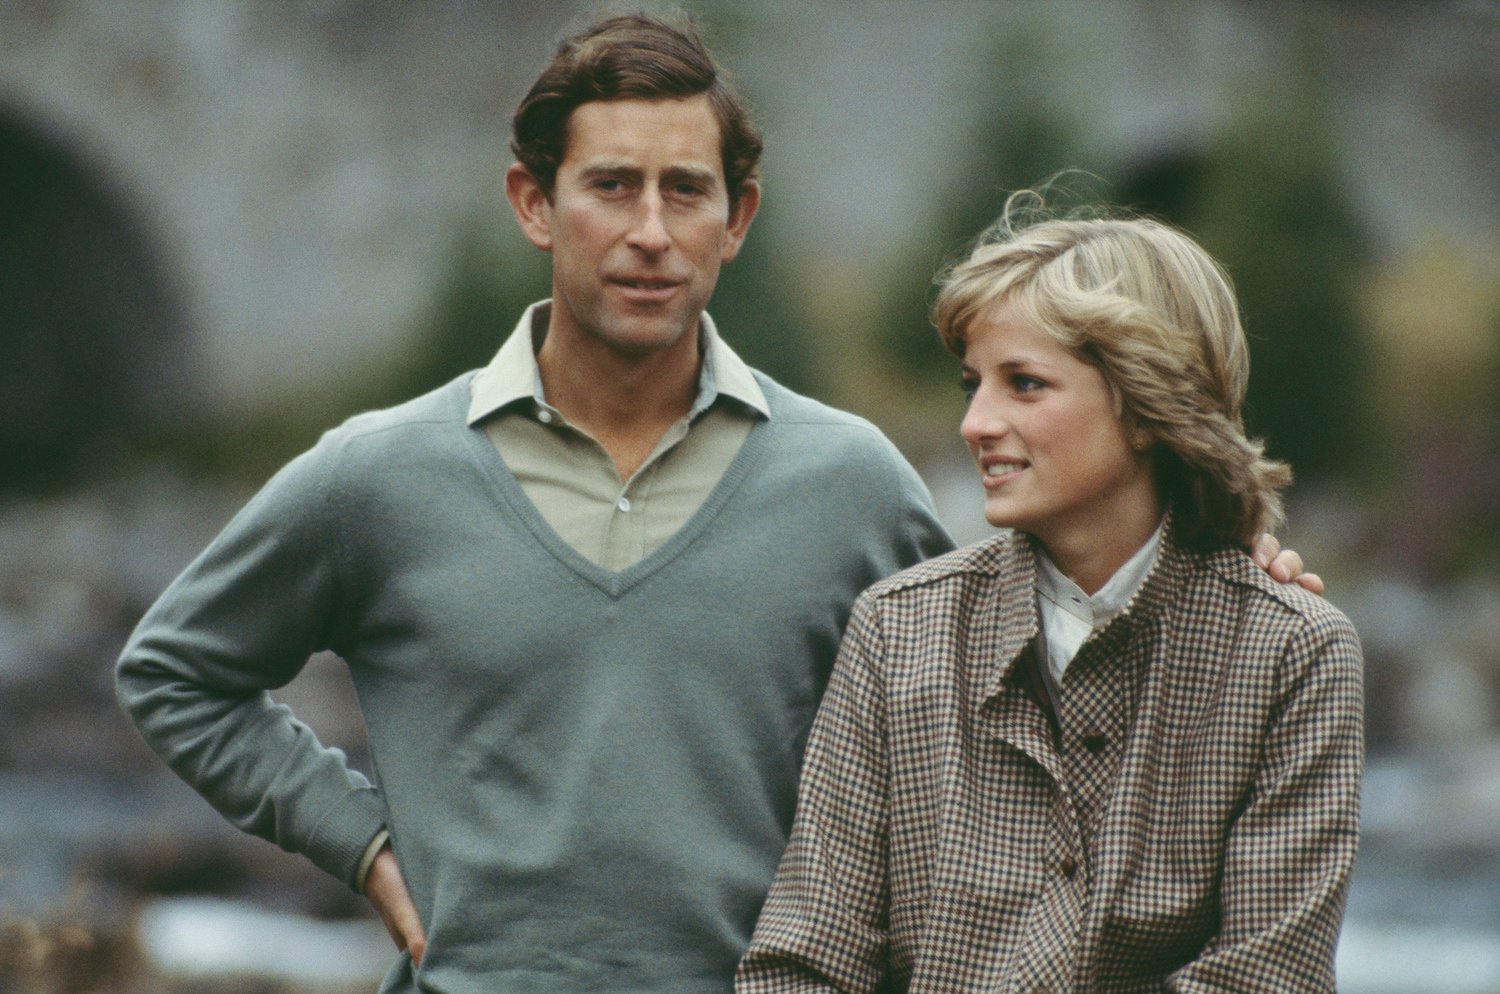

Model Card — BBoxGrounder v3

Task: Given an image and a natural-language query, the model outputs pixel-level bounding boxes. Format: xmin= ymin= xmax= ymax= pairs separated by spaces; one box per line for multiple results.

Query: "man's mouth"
xmin=613 ymin=277 xmax=681 ymax=290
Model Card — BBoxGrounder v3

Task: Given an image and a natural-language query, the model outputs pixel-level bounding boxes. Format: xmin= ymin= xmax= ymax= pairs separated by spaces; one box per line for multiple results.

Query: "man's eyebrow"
xmin=662 ymin=164 xmax=720 ymax=186
xmin=575 ymin=160 xmax=721 ymax=186
xmin=576 ymin=160 xmax=642 ymax=179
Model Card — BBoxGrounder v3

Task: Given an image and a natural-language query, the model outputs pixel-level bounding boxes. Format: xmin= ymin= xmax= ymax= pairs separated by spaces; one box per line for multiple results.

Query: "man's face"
xmin=508 ymin=95 xmax=759 ymax=361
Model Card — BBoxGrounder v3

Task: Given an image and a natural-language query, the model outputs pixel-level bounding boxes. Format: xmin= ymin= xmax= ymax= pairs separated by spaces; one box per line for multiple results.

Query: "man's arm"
xmin=738 ymin=593 xmax=894 ymax=994
xmin=115 ymin=440 xmax=389 ymax=888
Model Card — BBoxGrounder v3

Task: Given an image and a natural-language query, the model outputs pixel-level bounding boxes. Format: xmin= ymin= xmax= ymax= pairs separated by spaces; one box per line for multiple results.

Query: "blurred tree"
xmin=703 ymin=210 xmax=814 ymax=395
xmin=873 ymin=32 xmax=1087 ymax=387
xmin=1118 ymin=137 xmax=1370 ymax=482
xmin=1360 ymin=240 xmax=1500 ymax=579
xmin=1115 ymin=50 xmax=1371 ymax=483
xmin=357 ymin=223 xmax=549 ymax=412
xmin=0 ymin=108 xmax=194 ymax=495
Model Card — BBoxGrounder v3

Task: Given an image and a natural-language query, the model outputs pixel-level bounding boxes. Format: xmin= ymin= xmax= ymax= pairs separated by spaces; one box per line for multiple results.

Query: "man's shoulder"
xmin=319 ymin=375 xmax=471 ymax=455
xmin=753 ymin=372 xmax=904 ymax=458
xmin=755 ymin=373 xmax=869 ymax=426
xmin=746 ymin=371 xmax=954 ymax=561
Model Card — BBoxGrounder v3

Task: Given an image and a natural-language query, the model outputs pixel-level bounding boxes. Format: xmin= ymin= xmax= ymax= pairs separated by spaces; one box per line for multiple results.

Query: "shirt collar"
xmin=1034 ymin=516 xmax=1166 ymax=629
xmin=466 ymin=299 xmax=769 ymax=426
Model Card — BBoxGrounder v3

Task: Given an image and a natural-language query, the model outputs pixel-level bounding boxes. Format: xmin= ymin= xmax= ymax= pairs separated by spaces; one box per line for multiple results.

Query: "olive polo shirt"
xmin=467 ymin=300 xmax=769 ymax=572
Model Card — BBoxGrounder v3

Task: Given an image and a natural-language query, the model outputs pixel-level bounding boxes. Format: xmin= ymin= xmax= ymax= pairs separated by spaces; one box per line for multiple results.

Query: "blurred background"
xmin=1 ymin=1 xmax=1497 ymax=991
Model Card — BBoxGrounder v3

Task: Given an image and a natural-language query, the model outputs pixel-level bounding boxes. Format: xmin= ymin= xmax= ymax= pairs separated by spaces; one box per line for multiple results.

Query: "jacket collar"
xmin=972 ymin=530 xmax=1041 ymax=709
xmin=973 ymin=512 xmax=1193 ymax=711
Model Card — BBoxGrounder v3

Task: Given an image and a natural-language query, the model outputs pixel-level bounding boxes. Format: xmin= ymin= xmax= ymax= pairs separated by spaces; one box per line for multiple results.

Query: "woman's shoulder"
xmin=862 ymin=530 xmax=1025 ymax=602
xmin=1194 ymin=546 xmax=1358 ymax=642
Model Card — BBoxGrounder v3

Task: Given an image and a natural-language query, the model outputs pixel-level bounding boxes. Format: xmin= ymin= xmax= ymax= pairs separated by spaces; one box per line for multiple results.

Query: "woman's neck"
xmin=1038 ymin=501 xmax=1165 ymax=596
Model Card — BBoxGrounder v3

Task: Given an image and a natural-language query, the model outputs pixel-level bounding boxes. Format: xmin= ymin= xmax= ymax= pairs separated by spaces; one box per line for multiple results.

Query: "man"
xmin=117 ymin=13 xmax=1315 ymax=994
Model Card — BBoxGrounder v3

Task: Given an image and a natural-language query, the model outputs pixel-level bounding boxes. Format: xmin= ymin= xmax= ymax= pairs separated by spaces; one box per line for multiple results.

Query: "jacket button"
xmin=1060 ymin=857 xmax=1078 ymax=878
xmin=1081 ymin=731 xmax=1107 ymax=753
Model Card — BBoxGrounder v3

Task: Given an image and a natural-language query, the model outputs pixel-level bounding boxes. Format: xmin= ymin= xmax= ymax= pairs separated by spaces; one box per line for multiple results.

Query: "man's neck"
xmin=535 ymin=324 xmax=702 ymax=481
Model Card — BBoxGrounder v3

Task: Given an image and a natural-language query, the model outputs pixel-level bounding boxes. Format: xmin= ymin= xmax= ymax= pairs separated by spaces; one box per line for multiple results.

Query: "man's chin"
xmin=594 ymin=320 xmax=699 ymax=360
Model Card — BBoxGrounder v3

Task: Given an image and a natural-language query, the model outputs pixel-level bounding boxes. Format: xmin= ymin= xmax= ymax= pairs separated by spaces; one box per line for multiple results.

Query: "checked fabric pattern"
xmin=737 ymin=527 xmax=1363 ymax=994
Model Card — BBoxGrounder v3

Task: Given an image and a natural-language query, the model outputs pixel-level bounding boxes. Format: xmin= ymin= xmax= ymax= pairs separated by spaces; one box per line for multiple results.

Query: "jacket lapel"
xmin=970 ymin=533 xmax=1063 ymax=781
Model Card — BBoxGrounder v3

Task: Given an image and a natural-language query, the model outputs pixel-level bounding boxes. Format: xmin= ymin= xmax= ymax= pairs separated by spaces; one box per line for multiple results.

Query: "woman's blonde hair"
xmin=932 ymin=192 xmax=1291 ymax=549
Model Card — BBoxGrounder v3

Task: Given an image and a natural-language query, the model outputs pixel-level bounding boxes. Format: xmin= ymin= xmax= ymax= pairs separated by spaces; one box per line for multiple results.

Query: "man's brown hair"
xmin=511 ymin=13 xmax=763 ymax=206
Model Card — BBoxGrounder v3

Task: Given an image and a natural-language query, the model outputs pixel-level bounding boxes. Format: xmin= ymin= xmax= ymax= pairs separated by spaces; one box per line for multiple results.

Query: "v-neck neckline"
xmin=457 ymin=373 xmax=771 ymax=598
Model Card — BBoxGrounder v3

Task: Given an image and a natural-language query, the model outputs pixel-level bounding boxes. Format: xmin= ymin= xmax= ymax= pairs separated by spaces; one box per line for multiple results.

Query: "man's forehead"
xmin=562 ymin=95 xmax=724 ymax=162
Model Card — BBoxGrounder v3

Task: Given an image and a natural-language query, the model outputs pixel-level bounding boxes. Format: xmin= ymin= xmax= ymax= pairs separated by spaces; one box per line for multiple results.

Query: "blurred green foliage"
xmin=702 ymin=209 xmax=815 ymax=395
xmin=1117 ymin=118 xmax=1371 ymax=482
xmin=366 ymin=224 xmax=550 ymax=408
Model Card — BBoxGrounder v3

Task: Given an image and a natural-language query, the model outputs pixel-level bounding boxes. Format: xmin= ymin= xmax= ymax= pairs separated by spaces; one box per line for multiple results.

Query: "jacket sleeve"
xmin=115 ymin=437 xmax=388 ymax=890
xmin=1165 ymin=611 xmax=1364 ymax=992
xmin=737 ymin=593 xmax=895 ymax=994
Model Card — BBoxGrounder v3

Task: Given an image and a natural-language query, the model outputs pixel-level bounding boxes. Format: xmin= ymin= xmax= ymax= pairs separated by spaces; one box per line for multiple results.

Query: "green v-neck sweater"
xmin=118 ymin=370 xmax=953 ymax=993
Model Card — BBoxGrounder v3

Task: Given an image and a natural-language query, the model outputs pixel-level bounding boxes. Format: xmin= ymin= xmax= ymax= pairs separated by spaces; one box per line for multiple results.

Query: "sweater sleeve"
xmin=880 ymin=437 xmax=956 ymax=575
xmin=738 ymin=592 xmax=895 ymax=994
xmin=1164 ymin=611 xmax=1364 ymax=992
xmin=115 ymin=436 xmax=388 ymax=890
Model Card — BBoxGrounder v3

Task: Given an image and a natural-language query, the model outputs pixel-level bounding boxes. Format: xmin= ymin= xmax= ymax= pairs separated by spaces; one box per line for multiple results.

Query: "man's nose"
xmin=626 ymin=190 xmax=671 ymax=252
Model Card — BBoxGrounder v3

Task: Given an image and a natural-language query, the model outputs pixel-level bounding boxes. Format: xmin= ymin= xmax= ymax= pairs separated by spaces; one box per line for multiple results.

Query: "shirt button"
xmin=1060 ymin=857 xmax=1078 ymax=879
xmin=536 ymin=409 xmax=554 ymax=424
xmin=1081 ymin=731 xmax=1107 ymax=753
xmin=616 ymin=497 xmax=631 ymax=513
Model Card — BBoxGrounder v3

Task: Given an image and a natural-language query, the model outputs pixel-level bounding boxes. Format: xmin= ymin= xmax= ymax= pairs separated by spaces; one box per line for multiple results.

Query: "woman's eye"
xmin=959 ymin=377 xmax=979 ymax=400
xmin=1012 ymin=374 xmax=1045 ymax=393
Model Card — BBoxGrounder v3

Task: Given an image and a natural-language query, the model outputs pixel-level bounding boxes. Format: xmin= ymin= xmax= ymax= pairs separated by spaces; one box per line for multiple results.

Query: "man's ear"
xmin=720 ymin=179 xmax=761 ymax=264
xmin=506 ymin=162 xmax=553 ymax=251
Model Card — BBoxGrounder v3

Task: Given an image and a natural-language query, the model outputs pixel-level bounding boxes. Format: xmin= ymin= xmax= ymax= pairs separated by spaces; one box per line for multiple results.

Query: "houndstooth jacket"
xmin=737 ymin=526 xmax=1363 ymax=994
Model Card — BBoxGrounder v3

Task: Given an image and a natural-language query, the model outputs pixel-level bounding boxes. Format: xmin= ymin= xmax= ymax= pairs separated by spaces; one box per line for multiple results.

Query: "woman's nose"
xmin=960 ymin=391 xmax=1007 ymax=445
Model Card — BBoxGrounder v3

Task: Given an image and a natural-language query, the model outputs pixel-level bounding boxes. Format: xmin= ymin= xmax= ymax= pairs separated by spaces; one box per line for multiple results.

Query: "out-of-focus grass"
xmin=0 ymin=907 xmax=141 ymax=994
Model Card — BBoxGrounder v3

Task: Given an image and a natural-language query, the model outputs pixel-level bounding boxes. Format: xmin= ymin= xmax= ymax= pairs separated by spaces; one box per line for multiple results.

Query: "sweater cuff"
xmin=354 ymin=829 xmax=391 ymax=895
xmin=304 ymin=786 xmax=390 ymax=890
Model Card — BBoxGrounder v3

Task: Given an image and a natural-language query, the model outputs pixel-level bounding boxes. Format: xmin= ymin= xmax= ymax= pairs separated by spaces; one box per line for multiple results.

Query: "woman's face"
xmin=959 ymin=299 xmax=1161 ymax=562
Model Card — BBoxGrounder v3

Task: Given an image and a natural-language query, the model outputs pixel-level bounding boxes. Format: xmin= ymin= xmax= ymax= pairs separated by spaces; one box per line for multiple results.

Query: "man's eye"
xmin=672 ymin=183 xmax=705 ymax=197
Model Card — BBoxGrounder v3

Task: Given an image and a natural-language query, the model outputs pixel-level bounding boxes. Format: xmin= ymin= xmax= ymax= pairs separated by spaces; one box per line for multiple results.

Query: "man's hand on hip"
xmin=367 ymin=845 xmax=427 ymax=966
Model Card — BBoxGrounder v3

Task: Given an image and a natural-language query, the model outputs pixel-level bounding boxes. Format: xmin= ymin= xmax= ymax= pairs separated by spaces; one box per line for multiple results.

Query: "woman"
xmin=737 ymin=201 xmax=1363 ymax=993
